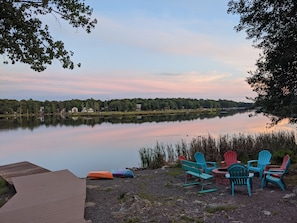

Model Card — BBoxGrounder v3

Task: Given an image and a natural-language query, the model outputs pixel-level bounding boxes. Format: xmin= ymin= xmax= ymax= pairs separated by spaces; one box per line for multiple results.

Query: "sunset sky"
xmin=0 ymin=0 xmax=260 ymax=102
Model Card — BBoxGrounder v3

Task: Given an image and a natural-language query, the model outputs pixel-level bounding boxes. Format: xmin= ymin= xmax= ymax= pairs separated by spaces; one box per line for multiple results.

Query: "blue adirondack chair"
xmin=247 ymin=150 xmax=272 ymax=178
xmin=194 ymin=152 xmax=217 ymax=174
xmin=226 ymin=163 xmax=254 ymax=196
xmin=261 ymin=154 xmax=291 ymax=191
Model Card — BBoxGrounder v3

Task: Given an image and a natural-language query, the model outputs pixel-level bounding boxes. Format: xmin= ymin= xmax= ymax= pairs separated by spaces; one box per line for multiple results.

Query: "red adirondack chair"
xmin=221 ymin=151 xmax=240 ymax=167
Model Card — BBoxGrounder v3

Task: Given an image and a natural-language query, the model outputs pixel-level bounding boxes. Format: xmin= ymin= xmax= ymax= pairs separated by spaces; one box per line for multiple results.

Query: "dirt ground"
xmin=84 ymin=168 xmax=297 ymax=223
xmin=1 ymin=167 xmax=297 ymax=223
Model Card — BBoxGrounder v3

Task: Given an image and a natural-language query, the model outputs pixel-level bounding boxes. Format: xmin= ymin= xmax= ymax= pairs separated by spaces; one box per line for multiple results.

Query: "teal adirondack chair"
xmin=194 ymin=152 xmax=217 ymax=174
xmin=261 ymin=154 xmax=291 ymax=191
xmin=247 ymin=150 xmax=272 ymax=178
xmin=226 ymin=163 xmax=254 ymax=196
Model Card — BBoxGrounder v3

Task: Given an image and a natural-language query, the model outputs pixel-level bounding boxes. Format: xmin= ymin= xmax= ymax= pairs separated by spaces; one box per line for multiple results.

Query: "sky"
xmin=0 ymin=0 xmax=261 ymax=102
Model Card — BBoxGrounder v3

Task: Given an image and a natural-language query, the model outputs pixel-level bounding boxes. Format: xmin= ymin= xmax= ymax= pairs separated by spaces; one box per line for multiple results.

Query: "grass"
xmin=139 ymin=131 xmax=297 ymax=169
xmin=168 ymin=168 xmax=183 ymax=177
xmin=205 ymin=205 xmax=237 ymax=213
xmin=0 ymin=178 xmax=13 ymax=208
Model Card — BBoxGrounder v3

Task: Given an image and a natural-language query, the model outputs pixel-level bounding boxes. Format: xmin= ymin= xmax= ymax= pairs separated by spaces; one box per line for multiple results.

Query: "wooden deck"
xmin=0 ymin=162 xmax=86 ymax=223
xmin=0 ymin=161 xmax=50 ymax=185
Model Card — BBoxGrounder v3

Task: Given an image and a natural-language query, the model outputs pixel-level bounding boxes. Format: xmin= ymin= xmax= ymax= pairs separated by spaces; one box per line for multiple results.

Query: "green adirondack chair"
xmin=261 ymin=154 xmax=291 ymax=191
xmin=181 ymin=160 xmax=217 ymax=193
xmin=226 ymin=163 xmax=254 ymax=196
xmin=194 ymin=152 xmax=217 ymax=174
xmin=247 ymin=150 xmax=272 ymax=178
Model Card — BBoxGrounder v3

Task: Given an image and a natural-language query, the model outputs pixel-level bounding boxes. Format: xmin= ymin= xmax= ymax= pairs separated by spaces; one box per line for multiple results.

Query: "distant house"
xmin=39 ymin=106 xmax=44 ymax=115
xmin=71 ymin=107 xmax=78 ymax=113
xmin=136 ymin=104 xmax=141 ymax=111
xmin=81 ymin=107 xmax=94 ymax=113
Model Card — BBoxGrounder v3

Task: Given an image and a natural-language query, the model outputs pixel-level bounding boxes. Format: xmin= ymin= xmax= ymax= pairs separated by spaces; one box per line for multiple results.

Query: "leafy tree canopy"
xmin=0 ymin=0 xmax=97 ymax=71
xmin=227 ymin=0 xmax=297 ymax=125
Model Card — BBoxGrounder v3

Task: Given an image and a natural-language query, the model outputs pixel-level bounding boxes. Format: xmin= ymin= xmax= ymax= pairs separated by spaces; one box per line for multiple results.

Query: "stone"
xmin=283 ymin=193 xmax=296 ymax=199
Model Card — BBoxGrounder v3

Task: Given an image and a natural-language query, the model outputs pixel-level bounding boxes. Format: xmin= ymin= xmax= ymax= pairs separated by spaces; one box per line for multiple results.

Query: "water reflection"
xmin=0 ymin=111 xmax=295 ymax=178
xmin=0 ymin=109 xmax=242 ymax=131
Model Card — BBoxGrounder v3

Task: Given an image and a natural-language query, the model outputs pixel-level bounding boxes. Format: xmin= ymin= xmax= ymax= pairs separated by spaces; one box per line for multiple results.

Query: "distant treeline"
xmin=0 ymin=98 xmax=254 ymax=115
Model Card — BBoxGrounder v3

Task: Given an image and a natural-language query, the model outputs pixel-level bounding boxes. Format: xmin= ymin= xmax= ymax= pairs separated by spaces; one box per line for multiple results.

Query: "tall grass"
xmin=139 ymin=131 xmax=297 ymax=169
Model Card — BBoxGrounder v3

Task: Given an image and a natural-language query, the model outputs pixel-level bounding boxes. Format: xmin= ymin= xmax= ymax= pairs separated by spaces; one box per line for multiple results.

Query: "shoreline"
xmin=84 ymin=167 xmax=297 ymax=223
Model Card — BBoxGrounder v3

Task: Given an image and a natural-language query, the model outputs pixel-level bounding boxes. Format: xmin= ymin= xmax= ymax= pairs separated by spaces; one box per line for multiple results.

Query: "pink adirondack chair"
xmin=266 ymin=154 xmax=290 ymax=172
xmin=262 ymin=154 xmax=291 ymax=191
xmin=221 ymin=151 xmax=240 ymax=167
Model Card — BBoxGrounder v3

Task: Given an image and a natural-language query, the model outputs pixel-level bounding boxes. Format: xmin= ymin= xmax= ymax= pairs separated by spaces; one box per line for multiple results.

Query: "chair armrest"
xmin=266 ymin=169 xmax=285 ymax=174
xmin=247 ymin=160 xmax=257 ymax=167
xmin=264 ymin=169 xmax=285 ymax=177
xmin=259 ymin=162 xmax=271 ymax=170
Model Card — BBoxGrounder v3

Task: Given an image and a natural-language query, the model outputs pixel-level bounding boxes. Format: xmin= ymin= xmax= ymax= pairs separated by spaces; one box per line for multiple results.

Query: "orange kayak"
xmin=87 ymin=171 xmax=113 ymax=179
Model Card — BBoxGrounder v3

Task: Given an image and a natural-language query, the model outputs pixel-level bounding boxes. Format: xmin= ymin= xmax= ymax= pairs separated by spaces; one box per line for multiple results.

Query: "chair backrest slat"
xmin=224 ymin=151 xmax=238 ymax=166
xmin=228 ymin=163 xmax=250 ymax=184
xmin=258 ymin=150 xmax=272 ymax=166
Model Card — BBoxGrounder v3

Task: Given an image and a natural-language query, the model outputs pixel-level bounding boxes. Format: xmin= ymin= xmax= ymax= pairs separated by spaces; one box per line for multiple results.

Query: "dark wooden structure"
xmin=0 ymin=161 xmax=50 ymax=185
xmin=0 ymin=162 xmax=86 ymax=223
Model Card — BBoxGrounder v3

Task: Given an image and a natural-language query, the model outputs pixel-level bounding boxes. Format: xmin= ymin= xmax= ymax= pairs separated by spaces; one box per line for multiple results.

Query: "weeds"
xmin=139 ymin=131 xmax=297 ymax=169
xmin=205 ymin=205 xmax=237 ymax=213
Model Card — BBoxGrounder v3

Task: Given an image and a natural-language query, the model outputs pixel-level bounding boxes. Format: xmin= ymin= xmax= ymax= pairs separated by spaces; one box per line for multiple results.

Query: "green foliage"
xmin=0 ymin=178 xmax=11 ymax=208
xmin=139 ymin=142 xmax=166 ymax=169
xmin=1 ymin=0 xmax=97 ymax=71
xmin=0 ymin=178 xmax=7 ymax=188
xmin=0 ymin=98 xmax=253 ymax=115
xmin=227 ymin=0 xmax=297 ymax=124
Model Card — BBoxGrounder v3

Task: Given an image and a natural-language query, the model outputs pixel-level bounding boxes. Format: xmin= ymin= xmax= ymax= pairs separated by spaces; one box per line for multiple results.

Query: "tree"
xmin=227 ymin=0 xmax=297 ymax=124
xmin=1 ymin=0 xmax=97 ymax=72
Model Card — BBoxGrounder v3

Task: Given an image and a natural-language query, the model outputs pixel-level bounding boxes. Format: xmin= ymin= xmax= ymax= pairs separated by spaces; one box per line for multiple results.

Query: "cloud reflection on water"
xmin=0 ymin=112 xmax=295 ymax=177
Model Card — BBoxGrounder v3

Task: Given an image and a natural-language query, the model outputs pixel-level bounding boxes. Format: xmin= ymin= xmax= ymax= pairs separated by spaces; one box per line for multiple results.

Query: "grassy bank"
xmin=139 ymin=131 xmax=297 ymax=169
xmin=0 ymin=108 xmax=220 ymax=118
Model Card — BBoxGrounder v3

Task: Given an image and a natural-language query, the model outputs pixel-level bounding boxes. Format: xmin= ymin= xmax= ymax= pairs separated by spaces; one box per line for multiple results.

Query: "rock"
xmin=85 ymin=202 xmax=96 ymax=207
xmin=263 ymin=210 xmax=271 ymax=216
xmin=193 ymin=200 xmax=204 ymax=205
xmin=283 ymin=193 xmax=296 ymax=199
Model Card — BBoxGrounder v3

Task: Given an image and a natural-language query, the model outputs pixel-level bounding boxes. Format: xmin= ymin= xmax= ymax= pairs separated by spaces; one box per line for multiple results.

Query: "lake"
xmin=0 ymin=111 xmax=296 ymax=178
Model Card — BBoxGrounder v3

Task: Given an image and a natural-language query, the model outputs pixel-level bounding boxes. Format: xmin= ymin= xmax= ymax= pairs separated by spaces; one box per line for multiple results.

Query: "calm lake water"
xmin=0 ymin=111 xmax=296 ymax=178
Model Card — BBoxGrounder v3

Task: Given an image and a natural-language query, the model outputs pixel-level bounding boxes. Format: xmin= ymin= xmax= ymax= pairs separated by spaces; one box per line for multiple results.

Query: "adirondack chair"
xmin=225 ymin=163 xmax=254 ymax=196
xmin=178 ymin=155 xmax=186 ymax=163
xmin=194 ymin=152 xmax=217 ymax=174
xmin=181 ymin=160 xmax=217 ymax=193
xmin=261 ymin=154 xmax=291 ymax=191
xmin=221 ymin=151 xmax=240 ymax=167
xmin=247 ymin=150 xmax=272 ymax=178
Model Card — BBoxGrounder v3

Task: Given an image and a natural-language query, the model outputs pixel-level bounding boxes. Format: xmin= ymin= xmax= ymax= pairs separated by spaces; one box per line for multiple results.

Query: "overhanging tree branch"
xmin=228 ymin=0 xmax=297 ymax=124
xmin=0 ymin=0 xmax=97 ymax=71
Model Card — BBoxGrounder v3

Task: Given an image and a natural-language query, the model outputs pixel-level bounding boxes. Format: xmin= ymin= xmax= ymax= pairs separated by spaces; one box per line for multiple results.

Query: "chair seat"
xmin=265 ymin=175 xmax=281 ymax=182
